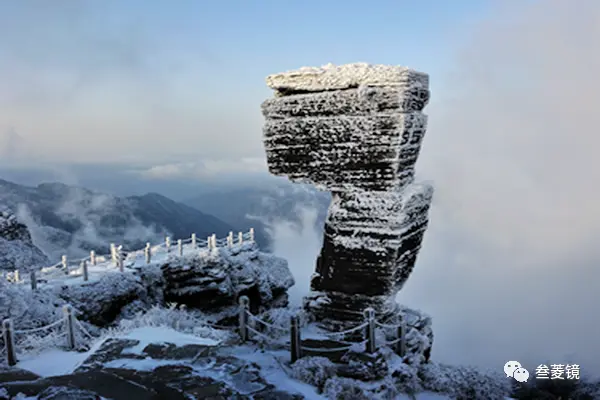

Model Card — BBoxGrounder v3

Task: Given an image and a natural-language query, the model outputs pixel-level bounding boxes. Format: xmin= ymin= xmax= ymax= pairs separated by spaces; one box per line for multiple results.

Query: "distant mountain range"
xmin=0 ymin=179 xmax=238 ymax=261
xmin=0 ymin=175 xmax=331 ymax=264
xmin=183 ymin=179 xmax=331 ymax=251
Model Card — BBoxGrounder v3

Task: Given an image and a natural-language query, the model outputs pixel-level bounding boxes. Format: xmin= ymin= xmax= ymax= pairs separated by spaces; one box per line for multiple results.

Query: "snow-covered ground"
xmin=16 ymin=326 xmax=219 ymax=377
xmin=12 ymin=325 xmax=453 ymax=400
xmin=6 ymin=231 xmax=251 ymax=289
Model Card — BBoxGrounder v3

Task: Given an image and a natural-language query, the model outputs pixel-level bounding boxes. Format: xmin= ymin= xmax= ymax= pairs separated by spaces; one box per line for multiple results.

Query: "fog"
xmin=15 ymin=187 xmax=164 ymax=261
xmin=264 ymin=207 xmax=322 ymax=307
xmin=268 ymin=0 xmax=600 ymax=379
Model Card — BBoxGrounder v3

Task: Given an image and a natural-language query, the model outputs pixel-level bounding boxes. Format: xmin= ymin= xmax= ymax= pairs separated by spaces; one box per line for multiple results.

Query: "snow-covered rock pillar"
xmin=261 ymin=63 xmax=434 ymax=329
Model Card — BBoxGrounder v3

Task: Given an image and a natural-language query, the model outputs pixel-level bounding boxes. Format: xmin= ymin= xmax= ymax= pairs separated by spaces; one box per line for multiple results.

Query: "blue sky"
xmin=108 ymin=0 xmax=496 ymax=95
xmin=0 ymin=0 xmax=497 ymax=168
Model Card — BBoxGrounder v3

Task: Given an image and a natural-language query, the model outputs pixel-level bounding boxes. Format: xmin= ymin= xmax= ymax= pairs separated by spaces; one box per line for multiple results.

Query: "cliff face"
xmin=0 ymin=209 xmax=49 ymax=271
xmin=262 ymin=63 xmax=434 ymax=328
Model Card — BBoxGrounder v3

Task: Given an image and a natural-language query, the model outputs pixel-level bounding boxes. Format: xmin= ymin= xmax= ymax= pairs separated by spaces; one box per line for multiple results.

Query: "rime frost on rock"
xmin=0 ymin=242 xmax=293 ymax=337
xmin=58 ymin=270 xmax=159 ymax=327
xmin=262 ymin=112 xmax=428 ymax=191
xmin=261 ymin=62 xmax=434 ymax=330
xmin=0 ymin=276 xmax=65 ymax=331
xmin=0 ymin=209 xmax=49 ymax=272
xmin=266 ymin=63 xmax=429 ymax=95
xmin=159 ymin=242 xmax=294 ymax=317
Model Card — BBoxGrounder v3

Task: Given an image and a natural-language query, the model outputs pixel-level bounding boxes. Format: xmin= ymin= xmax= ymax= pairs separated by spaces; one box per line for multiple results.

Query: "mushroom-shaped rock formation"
xmin=261 ymin=63 xmax=434 ymax=329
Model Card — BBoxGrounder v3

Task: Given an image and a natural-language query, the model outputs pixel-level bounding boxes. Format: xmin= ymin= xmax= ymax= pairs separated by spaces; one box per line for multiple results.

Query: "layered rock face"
xmin=160 ymin=242 xmax=294 ymax=316
xmin=262 ymin=63 xmax=434 ymax=328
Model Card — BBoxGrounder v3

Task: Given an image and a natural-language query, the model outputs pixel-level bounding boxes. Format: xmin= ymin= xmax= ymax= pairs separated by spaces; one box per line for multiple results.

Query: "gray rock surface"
xmin=161 ymin=242 xmax=294 ymax=316
xmin=0 ymin=336 xmax=305 ymax=399
xmin=261 ymin=63 xmax=434 ymax=328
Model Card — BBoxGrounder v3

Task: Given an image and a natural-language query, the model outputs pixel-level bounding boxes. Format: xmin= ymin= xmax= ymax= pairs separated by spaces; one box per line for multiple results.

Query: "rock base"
xmin=0 ymin=335 xmax=303 ymax=400
xmin=304 ymin=183 xmax=433 ymax=324
xmin=300 ymin=300 xmax=434 ymax=366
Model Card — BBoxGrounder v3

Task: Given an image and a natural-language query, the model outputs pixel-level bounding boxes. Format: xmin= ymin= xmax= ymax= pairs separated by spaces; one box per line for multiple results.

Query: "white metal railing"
xmin=236 ymin=295 xmax=421 ymax=363
xmin=1 ymin=305 xmax=94 ymax=366
xmin=5 ymin=228 xmax=255 ymax=289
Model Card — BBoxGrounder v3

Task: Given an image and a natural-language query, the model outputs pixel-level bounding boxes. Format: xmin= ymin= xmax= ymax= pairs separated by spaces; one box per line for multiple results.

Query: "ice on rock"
xmin=261 ymin=62 xmax=434 ymax=333
xmin=266 ymin=63 xmax=429 ymax=94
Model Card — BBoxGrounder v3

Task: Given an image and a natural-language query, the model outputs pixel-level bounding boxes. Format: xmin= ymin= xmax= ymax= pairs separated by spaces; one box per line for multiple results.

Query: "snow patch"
xmin=121 ymin=326 xmax=220 ymax=355
xmin=16 ymin=348 xmax=90 ymax=377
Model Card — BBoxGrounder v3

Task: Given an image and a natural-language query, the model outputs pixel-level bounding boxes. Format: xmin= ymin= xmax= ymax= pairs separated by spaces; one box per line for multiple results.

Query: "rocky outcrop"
xmin=161 ymin=242 xmax=294 ymax=317
xmin=0 ymin=209 xmax=49 ymax=272
xmin=0 ymin=330 xmax=304 ymax=399
xmin=58 ymin=270 xmax=162 ymax=326
xmin=2 ymin=242 xmax=293 ymax=331
xmin=261 ymin=63 xmax=434 ymax=329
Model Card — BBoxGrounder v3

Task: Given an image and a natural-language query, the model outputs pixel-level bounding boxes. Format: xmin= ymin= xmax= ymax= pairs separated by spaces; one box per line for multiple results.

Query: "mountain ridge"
xmin=0 ymin=178 xmax=239 ymax=262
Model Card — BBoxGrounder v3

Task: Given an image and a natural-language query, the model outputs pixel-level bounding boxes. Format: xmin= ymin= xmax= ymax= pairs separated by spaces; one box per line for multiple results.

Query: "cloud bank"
xmin=402 ymin=0 xmax=600 ymax=376
xmin=0 ymin=1 xmax=263 ymax=166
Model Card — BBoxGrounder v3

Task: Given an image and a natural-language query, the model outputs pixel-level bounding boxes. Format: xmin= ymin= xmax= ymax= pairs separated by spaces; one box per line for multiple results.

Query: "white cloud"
xmin=135 ymin=157 xmax=268 ymax=180
xmin=0 ymin=2 xmax=264 ymax=165
xmin=401 ymin=0 xmax=600 ymax=375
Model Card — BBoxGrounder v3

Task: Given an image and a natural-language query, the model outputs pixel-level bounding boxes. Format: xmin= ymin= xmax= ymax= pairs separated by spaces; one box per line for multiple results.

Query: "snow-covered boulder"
xmin=56 ymin=268 xmax=162 ymax=327
xmin=160 ymin=242 xmax=294 ymax=317
xmin=0 ymin=276 xmax=65 ymax=331
xmin=1 ymin=242 xmax=293 ymax=333
xmin=0 ymin=209 xmax=49 ymax=272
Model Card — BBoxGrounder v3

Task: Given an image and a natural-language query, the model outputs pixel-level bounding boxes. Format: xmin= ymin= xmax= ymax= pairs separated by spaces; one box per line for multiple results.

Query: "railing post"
xmin=30 ymin=271 xmax=37 ymax=290
xmin=249 ymin=228 xmax=255 ymax=242
xmin=238 ymin=231 xmax=243 ymax=245
xmin=238 ymin=296 xmax=250 ymax=342
xmin=206 ymin=236 xmax=212 ymax=250
xmin=396 ymin=319 xmax=406 ymax=357
xmin=228 ymin=231 xmax=233 ymax=248
xmin=364 ymin=308 xmax=376 ymax=354
xmin=117 ymin=246 xmax=124 ymax=272
xmin=191 ymin=233 xmax=197 ymax=249
xmin=110 ymin=243 xmax=116 ymax=264
xmin=13 ymin=270 xmax=19 ymax=283
xmin=90 ymin=250 xmax=96 ymax=266
xmin=178 ymin=239 xmax=183 ymax=256
xmin=290 ymin=315 xmax=302 ymax=363
xmin=82 ymin=260 xmax=88 ymax=282
xmin=211 ymin=234 xmax=217 ymax=249
xmin=165 ymin=236 xmax=171 ymax=253
xmin=61 ymin=255 xmax=68 ymax=275
xmin=145 ymin=243 xmax=151 ymax=264
xmin=63 ymin=305 xmax=76 ymax=350
xmin=2 ymin=319 xmax=17 ymax=366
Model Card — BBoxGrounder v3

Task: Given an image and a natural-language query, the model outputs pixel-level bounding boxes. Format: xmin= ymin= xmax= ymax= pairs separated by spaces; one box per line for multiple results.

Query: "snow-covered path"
xmin=5 ymin=230 xmax=254 ymax=289
xmin=13 ymin=326 xmax=452 ymax=400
